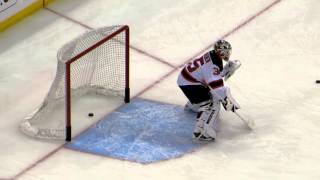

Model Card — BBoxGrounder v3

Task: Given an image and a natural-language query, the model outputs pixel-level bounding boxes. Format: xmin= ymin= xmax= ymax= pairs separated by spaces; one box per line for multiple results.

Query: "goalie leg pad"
xmin=193 ymin=101 xmax=220 ymax=140
xmin=185 ymin=100 xmax=212 ymax=113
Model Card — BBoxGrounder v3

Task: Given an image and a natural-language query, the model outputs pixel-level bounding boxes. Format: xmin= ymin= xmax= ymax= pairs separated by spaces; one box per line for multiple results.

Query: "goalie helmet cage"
xmin=20 ymin=25 xmax=130 ymax=141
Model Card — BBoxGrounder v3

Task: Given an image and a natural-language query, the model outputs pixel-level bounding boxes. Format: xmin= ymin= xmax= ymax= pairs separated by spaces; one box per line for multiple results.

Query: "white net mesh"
xmin=20 ymin=26 xmax=129 ymax=140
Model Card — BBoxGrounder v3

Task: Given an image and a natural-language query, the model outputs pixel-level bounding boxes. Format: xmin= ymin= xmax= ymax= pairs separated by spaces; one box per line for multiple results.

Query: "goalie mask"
xmin=214 ymin=40 xmax=232 ymax=61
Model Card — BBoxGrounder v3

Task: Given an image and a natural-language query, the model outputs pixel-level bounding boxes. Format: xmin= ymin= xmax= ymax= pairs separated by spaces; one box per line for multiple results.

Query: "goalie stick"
xmin=211 ymin=88 xmax=255 ymax=130
xmin=234 ymin=111 xmax=255 ymax=130
xmin=220 ymin=60 xmax=255 ymax=129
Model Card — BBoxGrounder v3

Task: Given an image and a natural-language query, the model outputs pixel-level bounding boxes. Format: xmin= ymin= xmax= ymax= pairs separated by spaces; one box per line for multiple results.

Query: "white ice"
xmin=0 ymin=0 xmax=320 ymax=179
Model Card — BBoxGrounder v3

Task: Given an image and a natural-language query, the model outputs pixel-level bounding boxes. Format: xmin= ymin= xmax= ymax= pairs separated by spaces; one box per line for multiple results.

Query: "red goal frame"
xmin=65 ymin=25 xmax=130 ymax=141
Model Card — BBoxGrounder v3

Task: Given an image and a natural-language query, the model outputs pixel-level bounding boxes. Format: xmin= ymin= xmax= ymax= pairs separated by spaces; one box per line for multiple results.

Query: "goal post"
xmin=20 ymin=25 xmax=130 ymax=141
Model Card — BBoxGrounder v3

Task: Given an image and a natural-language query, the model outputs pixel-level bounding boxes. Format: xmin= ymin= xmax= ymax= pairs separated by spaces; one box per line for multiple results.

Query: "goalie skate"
xmin=193 ymin=132 xmax=215 ymax=141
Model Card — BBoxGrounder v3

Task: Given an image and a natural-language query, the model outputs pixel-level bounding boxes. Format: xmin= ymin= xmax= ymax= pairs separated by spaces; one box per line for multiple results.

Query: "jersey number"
xmin=186 ymin=53 xmax=211 ymax=73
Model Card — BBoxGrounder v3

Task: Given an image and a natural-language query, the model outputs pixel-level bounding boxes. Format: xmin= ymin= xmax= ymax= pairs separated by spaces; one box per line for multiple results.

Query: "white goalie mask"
xmin=214 ymin=40 xmax=232 ymax=61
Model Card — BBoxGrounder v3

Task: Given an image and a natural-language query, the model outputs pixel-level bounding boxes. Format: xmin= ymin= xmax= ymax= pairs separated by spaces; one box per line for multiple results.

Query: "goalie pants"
xmin=179 ymin=85 xmax=211 ymax=104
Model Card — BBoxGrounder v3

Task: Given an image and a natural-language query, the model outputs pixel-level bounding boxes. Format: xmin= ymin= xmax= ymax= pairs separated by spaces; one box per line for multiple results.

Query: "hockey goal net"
xmin=20 ymin=25 xmax=130 ymax=141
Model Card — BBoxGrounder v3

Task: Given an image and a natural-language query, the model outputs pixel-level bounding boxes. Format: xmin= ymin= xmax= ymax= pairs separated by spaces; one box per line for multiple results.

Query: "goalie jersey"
xmin=177 ymin=50 xmax=228 ymax=100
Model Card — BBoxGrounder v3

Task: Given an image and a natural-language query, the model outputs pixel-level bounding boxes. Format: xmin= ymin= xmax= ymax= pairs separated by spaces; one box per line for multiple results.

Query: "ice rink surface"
xmin=1 ymin=0 xmax=320 ymax=179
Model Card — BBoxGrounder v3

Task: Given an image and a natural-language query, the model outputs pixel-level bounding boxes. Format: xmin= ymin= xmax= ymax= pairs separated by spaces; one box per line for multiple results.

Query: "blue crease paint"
xmin=65 ymin=98 xmax=207 ymax=164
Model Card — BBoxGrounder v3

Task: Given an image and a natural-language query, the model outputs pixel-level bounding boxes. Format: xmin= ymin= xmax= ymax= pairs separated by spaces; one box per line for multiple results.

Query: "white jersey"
xmin=177 ymin=51 xmax=227 ymax=99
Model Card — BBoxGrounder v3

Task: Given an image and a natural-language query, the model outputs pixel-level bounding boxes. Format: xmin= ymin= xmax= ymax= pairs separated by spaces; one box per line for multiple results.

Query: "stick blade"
xmin=246 ymin=118 xmax=256 ymax=130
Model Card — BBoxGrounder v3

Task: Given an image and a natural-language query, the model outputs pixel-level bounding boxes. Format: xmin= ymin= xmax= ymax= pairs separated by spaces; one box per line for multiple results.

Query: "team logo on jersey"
xmin=213 ymin=67 xmax=220 ymax=75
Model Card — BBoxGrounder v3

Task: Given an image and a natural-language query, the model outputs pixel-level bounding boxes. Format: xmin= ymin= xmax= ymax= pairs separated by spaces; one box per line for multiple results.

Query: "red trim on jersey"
xmin=181 ymin=67 xmax=199 ymax=83
xmin=208 ymin=79 xmax=224 ymax=89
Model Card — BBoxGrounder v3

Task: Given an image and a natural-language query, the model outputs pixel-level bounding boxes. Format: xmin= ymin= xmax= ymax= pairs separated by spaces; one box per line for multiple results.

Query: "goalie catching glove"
xmin=221 ymin=60 xmax=241 ymax=81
